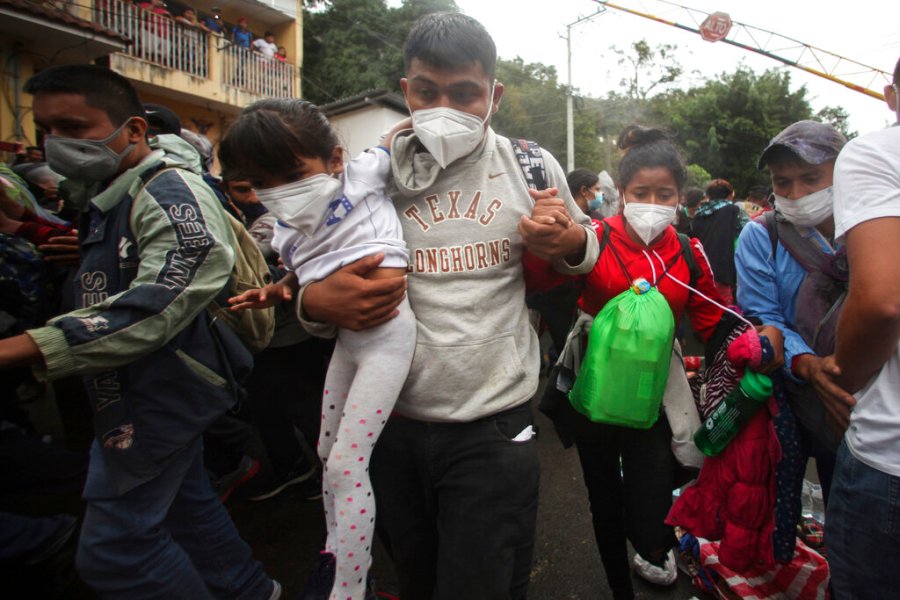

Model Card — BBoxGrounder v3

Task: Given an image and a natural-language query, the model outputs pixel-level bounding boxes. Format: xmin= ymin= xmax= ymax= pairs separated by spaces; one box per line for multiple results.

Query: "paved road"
xmin=230 ymin=380 xmax=710 ymax=599
xmin=24 ymin=370 xmax=711 ymax=599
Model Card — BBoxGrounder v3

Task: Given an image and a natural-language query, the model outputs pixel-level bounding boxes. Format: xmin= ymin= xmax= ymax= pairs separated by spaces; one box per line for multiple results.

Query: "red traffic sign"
xmin=699 ymin=12 xmax=732 ymax=42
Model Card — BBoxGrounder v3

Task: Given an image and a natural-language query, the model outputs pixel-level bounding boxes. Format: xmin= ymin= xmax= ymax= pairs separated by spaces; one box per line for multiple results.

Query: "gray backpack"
xmin=760 ymin=210 xmax=848 ymax=452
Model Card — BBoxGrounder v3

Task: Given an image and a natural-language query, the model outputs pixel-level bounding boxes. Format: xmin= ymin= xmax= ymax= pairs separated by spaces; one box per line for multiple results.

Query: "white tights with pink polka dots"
xmin=319 ymin=299 xmax=416 ymax=600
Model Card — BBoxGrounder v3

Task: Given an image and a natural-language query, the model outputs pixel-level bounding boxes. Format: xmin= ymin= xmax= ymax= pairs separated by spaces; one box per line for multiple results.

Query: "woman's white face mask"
xmin=775 ymin=186 xmax=833 ymax=228
xmin=623 ymin=201 xmax=676 ymax=245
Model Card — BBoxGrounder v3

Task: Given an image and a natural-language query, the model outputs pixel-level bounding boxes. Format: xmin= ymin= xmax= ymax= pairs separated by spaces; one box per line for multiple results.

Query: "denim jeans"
xmin=77 ymin=439 xmax=273 ymax=599
xmin=370 ymin=402 xmax=540 ymax=600
xmin=826 ymin=442 xmax=900 ymax=600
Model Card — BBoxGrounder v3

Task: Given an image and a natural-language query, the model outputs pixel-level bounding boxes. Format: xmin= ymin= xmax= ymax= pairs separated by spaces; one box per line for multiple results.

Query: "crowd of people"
xmin=125 ymin=1 xmax=289 ymax=74
xmin=0 ymin=9 xmax=898 ymax=600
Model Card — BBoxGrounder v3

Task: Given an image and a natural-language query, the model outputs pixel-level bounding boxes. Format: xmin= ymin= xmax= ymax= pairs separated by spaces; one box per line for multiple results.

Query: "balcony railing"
xmin=222 ymin=45 xmax=295 ymax=98
xmin=94 ymin=0 xmax=296 ymax=97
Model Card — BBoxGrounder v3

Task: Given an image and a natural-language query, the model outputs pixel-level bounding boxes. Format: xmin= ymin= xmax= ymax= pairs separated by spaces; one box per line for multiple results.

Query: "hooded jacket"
xmin=27 ymin=134 xmax=250 ymax=494
xmin=300 ymin=128 xmax=599 ymax=422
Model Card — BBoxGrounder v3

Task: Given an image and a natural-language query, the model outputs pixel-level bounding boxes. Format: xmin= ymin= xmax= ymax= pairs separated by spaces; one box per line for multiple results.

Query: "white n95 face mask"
xmin=410 ymin=86 xmax=494 ymax=169
xmin=775 ymin=186 xmax=833 ymax=228
xmin=623 ymin=201 xmax=676 ymax=246
xmin=254 ymin=173 xmax=343 ymax=236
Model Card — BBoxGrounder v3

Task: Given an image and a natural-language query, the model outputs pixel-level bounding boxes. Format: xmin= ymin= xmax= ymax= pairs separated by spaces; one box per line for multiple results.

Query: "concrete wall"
xmin=329 ymin=105 xmax=409 ymax=158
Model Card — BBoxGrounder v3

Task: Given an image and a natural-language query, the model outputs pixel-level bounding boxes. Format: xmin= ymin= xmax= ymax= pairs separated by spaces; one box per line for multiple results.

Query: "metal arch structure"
xmin=592 ymin=0 xmax=891 ymax=101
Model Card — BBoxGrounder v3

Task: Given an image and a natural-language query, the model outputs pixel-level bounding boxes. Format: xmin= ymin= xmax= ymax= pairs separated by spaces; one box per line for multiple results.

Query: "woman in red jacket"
xmin=527 ymin=126 xmax=727 ymax=599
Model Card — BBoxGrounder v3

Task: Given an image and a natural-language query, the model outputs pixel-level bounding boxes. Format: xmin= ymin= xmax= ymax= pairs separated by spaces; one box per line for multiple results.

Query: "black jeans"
xmin=370 ymin=402 xmax=539 ymax=600
xmin=561 ymin=400 xmax=678 ymax=599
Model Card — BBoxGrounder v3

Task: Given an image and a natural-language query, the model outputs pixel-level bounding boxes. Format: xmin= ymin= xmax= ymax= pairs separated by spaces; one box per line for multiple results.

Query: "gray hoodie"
xmin=302 ymin=128 xmax=598 ymax=422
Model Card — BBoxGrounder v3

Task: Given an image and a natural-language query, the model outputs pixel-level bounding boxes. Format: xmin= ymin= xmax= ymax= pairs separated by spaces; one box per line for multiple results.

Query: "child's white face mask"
xmin=254 ymin=173 xmax=343 ymax=236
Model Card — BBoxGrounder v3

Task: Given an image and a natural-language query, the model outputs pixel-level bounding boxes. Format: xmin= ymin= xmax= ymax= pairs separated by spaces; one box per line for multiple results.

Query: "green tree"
xmin=816 ymin=105 xmax=857 ymax=139
xmin=301 ymin=0 xmax=458 ymax=104
xmin=491 ymin=57 xmax=602 ymax=173
xmin=612 ymin=39 xmax=683 ymax=100
xmin=649 ymin=66 xmax=814 ymax=194
xmin=685 ymin=163 xmax=711 ymax=189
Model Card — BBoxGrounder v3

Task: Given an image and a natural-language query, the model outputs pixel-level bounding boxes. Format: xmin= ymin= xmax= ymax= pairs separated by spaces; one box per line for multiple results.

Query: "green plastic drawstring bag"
xmin=569 ymin=278 xmax=675 ymax=429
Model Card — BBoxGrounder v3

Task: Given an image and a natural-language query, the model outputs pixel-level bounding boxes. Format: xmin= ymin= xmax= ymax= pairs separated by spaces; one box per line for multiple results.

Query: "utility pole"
xmin=562 ymin=8 xmax=606 ymax=172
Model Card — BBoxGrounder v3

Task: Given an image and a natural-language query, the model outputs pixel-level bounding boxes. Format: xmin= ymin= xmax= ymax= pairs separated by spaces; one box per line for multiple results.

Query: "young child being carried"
xmin=220 ymin=99 xmax=415 ymax=600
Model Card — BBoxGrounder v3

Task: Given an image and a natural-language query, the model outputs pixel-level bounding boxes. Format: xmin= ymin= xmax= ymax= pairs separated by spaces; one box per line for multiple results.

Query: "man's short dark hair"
xmin=403 ymin=12 xmax=497 ymax=79
xmin=893 ymin=56 xmax=900 ymax=86
xmin=746 ymin=185 xmax=770 ymax=203
xmin=24 ymin=65 xmax=144 ymax=127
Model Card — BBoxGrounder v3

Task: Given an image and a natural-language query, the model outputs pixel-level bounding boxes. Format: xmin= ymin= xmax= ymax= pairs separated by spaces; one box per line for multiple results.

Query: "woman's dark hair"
xmin=683 ymin=187 xmax=705 ymax=208
xmin=403 ymin=12 xmax=497 ymax=79
xmin=705 ymin=178 xmax=734 ymax=201
xmin=218 ymin=99 xmax=339 ymax=181
xmin=615 ymin=125 xmax=687 ymax=191
xmin=566 ymin=168 xmax=599 ymax=199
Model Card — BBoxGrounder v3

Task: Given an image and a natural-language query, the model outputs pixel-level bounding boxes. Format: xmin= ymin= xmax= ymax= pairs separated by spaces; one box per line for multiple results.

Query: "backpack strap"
xmin=759 ymin=209 xmax=846 ymax=281
xmin=676 ymin=233 xmax=701 ymax=288
xmin=511 ymin=138 xmax=547 ymax=191
xmin=759 ymin=209 xmax=779 ymax=261
xmin=597 ymin=220 xmax=612 ymax=256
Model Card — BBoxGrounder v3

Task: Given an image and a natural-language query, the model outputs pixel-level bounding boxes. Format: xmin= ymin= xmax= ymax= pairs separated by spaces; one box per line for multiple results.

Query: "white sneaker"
xmin=632 ymin=550 xmax=678 ymax=586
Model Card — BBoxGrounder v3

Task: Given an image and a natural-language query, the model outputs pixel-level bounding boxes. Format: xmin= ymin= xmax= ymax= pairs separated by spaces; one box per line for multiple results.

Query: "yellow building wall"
xmin=0 ymin=0 xmax=303 ymax=165
xmin=0 ymin=41 xmax=37 ymax=159
xmin=137 ymin=91 xmax=234 ymax=176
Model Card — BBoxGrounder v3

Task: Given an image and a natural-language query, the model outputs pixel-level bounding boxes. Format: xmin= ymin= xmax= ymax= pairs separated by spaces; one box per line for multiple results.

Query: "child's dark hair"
xmin=566 ymin=168 xmax=599 ymax=198
xmin=24 ymin=65 xmax=144 ymax=127
xmin=403 ymin=12 xmax=497 ymax=79
xmin=705 ymin=178 xmax=734 ymax=201
xmin=219 ymin=99 xmax=339 ymax=181
xmin=616 ymin=125 xmax=686 ymax=191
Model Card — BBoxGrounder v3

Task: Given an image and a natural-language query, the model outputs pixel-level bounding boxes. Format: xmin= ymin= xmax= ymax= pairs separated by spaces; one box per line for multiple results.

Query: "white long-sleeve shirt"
xmin=272 ymin=147 xmax=409 ymax=287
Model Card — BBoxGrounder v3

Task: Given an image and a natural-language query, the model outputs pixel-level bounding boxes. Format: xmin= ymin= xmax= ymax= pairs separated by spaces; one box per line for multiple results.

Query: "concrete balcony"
xmin=94 ymin=0 xmax=298 ymax=111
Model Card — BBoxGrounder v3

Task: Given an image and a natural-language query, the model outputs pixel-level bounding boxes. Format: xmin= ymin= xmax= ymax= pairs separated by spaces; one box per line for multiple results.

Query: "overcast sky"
xmin=432 ymin=0 xmax=899 ymax=135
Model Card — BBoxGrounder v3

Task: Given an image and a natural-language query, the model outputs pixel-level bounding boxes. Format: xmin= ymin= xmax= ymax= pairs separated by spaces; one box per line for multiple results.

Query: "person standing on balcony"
xmin=203 ymin=6 xmax=224 ymax=35
xmin=252 ymin=31 xmax=278 ymax=59
xmin=229 ymin=16 xmax=253 ymax=88
xmin=175 ymin=7 xmax=210 ymax=32
xmin=175 ymin=7 xmax=210 ymax=76
xmin=232 ymin=17 xmax=253 ymax=50
xmin=138 ymin=0 xmax=174 ymax=65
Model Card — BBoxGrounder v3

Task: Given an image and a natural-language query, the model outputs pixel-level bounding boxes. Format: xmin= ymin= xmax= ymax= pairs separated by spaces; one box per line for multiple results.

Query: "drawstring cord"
xmin=640 ymin=249 xmax=659 ymax=286
xmin=651 ymin=249 xmax=754 ymax=328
